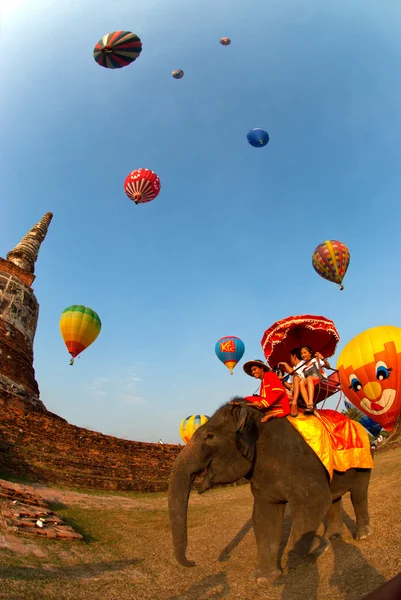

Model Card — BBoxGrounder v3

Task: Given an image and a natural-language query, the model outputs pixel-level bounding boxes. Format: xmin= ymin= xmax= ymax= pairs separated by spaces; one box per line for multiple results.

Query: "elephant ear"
xmin=231 ymin=404 xmax=258 ymax=463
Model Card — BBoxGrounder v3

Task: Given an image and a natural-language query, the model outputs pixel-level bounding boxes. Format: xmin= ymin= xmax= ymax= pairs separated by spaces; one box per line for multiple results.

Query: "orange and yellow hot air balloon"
xmin=180 ymin=414 xmax=210 ymax=444
xmin=336 ymin=326 xmax=401 ymax=431
xmin=60 ymin=305 xmax=102 ymax=365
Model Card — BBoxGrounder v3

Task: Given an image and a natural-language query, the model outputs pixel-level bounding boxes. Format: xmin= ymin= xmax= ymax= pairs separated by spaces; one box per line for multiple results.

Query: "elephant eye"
xmin=205 ymin=432 xmax=215 ymax=441
xmin=376 ymin=361 xmax=391 ymax=381
xmin=348 ymin=374 xmax=362 ymax=392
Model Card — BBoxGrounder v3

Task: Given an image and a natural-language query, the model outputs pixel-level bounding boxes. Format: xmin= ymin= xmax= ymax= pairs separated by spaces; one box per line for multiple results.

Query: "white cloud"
xmin=120 ymin=376 xmax=142 ymax=388
xmin=85 ymin=377 xmax=111 ymax=396
xmin=122 ymin=395 xmax=145 ymax=405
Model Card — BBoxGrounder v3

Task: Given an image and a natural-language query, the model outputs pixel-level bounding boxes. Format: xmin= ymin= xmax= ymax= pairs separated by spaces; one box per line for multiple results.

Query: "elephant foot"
xmin=251 ymin=568 xmax=282 ymax=584
xmin=325 ymin=525 xmax=343 ymax=539
xmin=356 ymin=525 xmax=372 ymax=540
xmin=309 ymin=535 xmax=330 ymax=557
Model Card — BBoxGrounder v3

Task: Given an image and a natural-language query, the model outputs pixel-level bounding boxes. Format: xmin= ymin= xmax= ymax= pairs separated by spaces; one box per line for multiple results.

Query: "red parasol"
xmin=261 ymin=314 xmax=340 ymax=367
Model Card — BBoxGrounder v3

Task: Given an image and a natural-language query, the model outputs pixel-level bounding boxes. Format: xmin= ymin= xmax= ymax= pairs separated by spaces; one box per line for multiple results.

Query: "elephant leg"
xmin=287 ymin=495 xmax=331 ymax=557
xmin=324 ymin=497 xmax=344 ymax=539
xmin=350 ymin=479 xmax=372 ymax=540
xmin=251 ymin=499 xmax=285 ymax=583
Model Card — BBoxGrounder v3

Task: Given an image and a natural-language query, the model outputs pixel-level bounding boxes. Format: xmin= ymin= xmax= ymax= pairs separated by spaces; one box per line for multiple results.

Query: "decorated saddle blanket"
xmin=287 ymin=409 xmax=374 ymax=480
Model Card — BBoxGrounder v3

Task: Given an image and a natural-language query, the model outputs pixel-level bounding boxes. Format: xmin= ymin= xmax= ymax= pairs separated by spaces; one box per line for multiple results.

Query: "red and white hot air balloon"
xmin=124 ymin=169 xmax=161 ymax=204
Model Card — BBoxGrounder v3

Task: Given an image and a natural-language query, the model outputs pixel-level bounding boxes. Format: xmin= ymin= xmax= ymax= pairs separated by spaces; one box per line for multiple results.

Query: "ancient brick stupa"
xmin=0 ymin=212 xmax=53 ymax=412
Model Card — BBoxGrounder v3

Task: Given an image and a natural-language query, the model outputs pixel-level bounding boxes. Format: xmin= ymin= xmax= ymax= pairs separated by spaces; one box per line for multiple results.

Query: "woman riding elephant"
xmin=168 ymin=400 xmax=373 ymax=583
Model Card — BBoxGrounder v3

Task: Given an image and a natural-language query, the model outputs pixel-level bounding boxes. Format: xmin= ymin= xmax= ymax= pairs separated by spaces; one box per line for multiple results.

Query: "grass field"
xmin=0 ymin=447 xmax=400 ymax=600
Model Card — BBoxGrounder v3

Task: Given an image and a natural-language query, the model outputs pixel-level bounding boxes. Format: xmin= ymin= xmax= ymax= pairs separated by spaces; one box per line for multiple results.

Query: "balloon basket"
xmin=69 ymin=358 xmax=74 ymax=366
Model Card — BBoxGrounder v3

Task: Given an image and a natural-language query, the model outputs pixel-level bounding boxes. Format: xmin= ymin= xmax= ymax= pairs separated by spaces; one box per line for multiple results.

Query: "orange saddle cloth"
xmin=287 ymin=408 xmax=374 ymax=480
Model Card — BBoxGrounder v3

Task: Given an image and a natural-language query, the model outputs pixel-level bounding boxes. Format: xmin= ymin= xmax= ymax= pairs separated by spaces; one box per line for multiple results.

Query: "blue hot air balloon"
xmin=359 ymin=415 xmax=383 ymax=438
xmin=344 ymin=401 xmax=382 ymax=437
xmin=215 ymin=336 xmax=245 ymax=375
xmin=247 ymin=128 xmax=270 ymax=148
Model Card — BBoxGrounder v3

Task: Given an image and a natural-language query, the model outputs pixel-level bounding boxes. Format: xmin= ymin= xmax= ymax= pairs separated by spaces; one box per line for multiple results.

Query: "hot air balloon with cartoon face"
xmin=60 ymin=305 xmax=102 ymax=365
xmin=312 ymin=240 xmax=350 ymax=290
xmin=180 ymin=414 xmax=210 ymax=444
xmin=337 ymin=326 xmax=401 ymax=431
xmin=215 ymin=336 xmax=245 ymax=374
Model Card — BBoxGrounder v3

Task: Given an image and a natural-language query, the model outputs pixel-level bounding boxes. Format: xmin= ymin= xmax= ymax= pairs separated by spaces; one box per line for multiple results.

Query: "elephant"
xmin=168 ymin=400 xmax=372 ymax=582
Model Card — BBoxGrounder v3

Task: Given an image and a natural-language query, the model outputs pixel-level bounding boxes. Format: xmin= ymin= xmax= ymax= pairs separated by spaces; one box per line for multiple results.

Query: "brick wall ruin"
xmin=0 ymin=398 xmax=181 ymax=492
xmin=0 ymin=258 xmax=44 ymax=410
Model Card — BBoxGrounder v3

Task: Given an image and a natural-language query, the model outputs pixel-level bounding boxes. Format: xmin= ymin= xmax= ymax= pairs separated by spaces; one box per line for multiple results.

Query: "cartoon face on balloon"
xmin=336 ymin=326 xmax=401 ymax=431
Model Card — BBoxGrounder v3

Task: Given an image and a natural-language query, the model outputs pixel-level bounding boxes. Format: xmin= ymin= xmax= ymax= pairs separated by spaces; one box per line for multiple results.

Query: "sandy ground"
xmin=0 ymin=447 xmax=400 ymax=599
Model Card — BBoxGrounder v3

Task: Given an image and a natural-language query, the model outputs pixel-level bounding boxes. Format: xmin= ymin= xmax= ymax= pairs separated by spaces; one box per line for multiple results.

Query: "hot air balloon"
xmin=93 ymin=31 xmax=142 ymax=69
xmin=60 ymin=305 xmax=102 ymax=365
xmin=337 ymin=326 xmax=401 ymax=431
xmin=172 ymin=69 xmax=184 ymax=79
xmin=220 ymin=37 xmax=231 ymax=46
xmin=344 ymin=401 xmax=382 ymax=437
xmin=215 ymin=336 xmax=245 ymax=374
xmin=180 ymin=414 xmax=210 ymax=444
xmin=312 ymin=240 xmax=350 ymax=290
xmin=124 ymin=169 xmax=161 ymax=204
xmin=247 ymin=128 xmax=270 ymax=148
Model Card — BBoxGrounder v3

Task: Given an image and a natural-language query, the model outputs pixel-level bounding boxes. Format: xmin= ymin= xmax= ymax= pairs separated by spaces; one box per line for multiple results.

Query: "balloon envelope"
xmin=93 ymin=31 xmax=142 ymax=69
xmin=312 ymin=240 xmax=350 ymax=290
xmin=247 ymin=128 xmax=270 ymax=148
xmin=220 ymin=37 xmax=231 ymax=46
xmin=180 ymin=414 xmax=210 ymax=444
xmin=215 ymin=336 xmax=245 ymax=374
xmin=60 ymin=305 xmax=102 ymax=364
xmin=337 ymin=325 xmax=401 ymax=431
xmin=124 ymin=169 xmax=161 ymax=204
xmin=344 ymin=401 xmax=382 ymax=437
xmin=172 ymin=69 xmax=184 ymax=79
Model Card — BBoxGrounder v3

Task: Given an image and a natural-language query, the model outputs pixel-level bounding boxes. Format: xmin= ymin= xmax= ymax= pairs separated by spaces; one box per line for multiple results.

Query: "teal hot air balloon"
xmin=215 ymin=336 xmax=245 ymax=374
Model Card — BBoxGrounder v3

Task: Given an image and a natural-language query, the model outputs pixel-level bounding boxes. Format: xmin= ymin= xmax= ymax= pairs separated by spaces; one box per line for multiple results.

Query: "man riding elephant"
xmin=242 ymin=359 xmax=291 ymax=422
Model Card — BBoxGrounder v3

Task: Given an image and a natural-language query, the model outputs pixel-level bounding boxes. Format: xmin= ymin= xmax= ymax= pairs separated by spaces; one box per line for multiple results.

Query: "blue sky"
xmin=1 ymin=0 xmax=401 ymax=443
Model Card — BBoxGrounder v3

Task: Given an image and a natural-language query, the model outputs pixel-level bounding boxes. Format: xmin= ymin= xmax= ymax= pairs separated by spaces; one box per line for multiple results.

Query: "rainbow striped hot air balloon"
xmin=180 ymin=414 xmax=210 ymax=444
xmin=60 ymin=305 xmax=102 ymax=365
xmin=215 ymin=336 xmax=245 ymax=374
xmin=312 ymin=240 xmax=350 ymax=290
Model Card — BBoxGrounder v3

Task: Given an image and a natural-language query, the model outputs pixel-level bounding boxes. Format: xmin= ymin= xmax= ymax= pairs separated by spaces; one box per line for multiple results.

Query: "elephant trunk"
xmin=168 ymin=441 xmax=208 ymax=567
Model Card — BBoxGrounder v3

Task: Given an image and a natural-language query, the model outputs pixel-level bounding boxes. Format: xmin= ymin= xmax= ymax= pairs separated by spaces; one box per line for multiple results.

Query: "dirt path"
xmin=0 ymin=448 xmax=400 ymax=599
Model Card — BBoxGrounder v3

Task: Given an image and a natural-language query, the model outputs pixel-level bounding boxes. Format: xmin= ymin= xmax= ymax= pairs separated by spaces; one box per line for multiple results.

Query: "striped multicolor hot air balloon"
xmin=312 ymin=240 xmax=350 ymax=290
xmin=180 ymin=414 xmax=210 ymax=444
xmin=172 ymin=69 xmax=184 ymax=79
xmin=93 ymin=31 xmax=142 ymax=69
xmin=215 ymin=336 xmax=245 ymax=374
xmin=60 ymin=305 xmax=102 ymax=365
xmin=124 ymin=169 xmax=161 ymax=204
